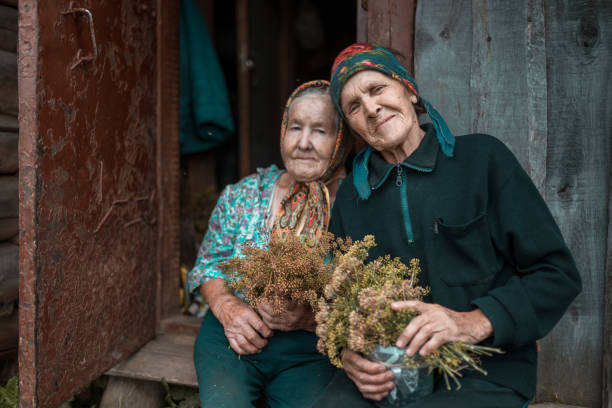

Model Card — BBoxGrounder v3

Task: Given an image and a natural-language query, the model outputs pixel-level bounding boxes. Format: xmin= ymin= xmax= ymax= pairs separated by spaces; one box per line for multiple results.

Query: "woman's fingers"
xmin=420 ymin=333 xmax=447 ymax=356
xmin=257 ymin=301 xmax=314 ymax=331
xmin=391 ymin=300 xmax=423 ymax=312
xmin=362 ymin=391 xmax=390 ymax=401
xmin=343 ymin=350 xmax=395 ymax=399
xmin=245 ymin=310 xmax=273 ymax=338
xmin=396 ymin=313 xmax=429 ymax=349
xmin=404 ymin=321 xmax=440 ymax=356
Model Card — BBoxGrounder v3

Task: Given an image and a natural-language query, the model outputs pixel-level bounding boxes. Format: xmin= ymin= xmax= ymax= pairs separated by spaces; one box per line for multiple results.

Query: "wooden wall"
xmin=414 ymin=1 xmax=611 ymax=406
xmin=0 ymin=0 xmax=18 ymax=384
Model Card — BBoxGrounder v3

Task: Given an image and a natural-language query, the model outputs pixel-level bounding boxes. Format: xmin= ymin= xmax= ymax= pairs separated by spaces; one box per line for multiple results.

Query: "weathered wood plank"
xmin=538 ymin=1 xmax=612 ymax=406
xmin=0 ymin=5 xmax=17 ymax=53
xmin=0 ymin=217 xmax=17 ymax=241
xmin=0 ymin=1 xmax=16 ymax=8
xmin=0 ymin=174 xmax=17 ymax=218
xmin=0 ymin=49 xmax=17 ymax=116
xmin=0 ymin=5 xmax=17 ymax=31
xmin=0 ymin=113 xmax=17 ymax=131
xmin=0 ymin=28 xmax=16 ymax=53
xmin=525 ymin=0 xmax=547 ymax=193
xmin=368 ymin=0 xmax=415 ymax=72
xmin=356 ymin=0 xmax=367 ymax=42
xmin=470 ymin=0 xmax=534 ymax=172
xmin=605 ymin=151 xmax=612 ymax=408
xmin=414 ymin=0 xmax=472 ymax=136
xmin=0 ymin=310 xmax=18 ymax=351
xmin=100 ymin=377 xmax=165 ymax=408
xmin=0 ymin=242 xmax=18 ymax=304
xmin=0 ymin=131 xmax=17 ymax=173
xmin=107 ymin=333 xmax=197 ymax=387
xmin=531 ymin=404 xmax=588 ymax=408
xmin=159 ymin=313 xmax=201 ymax=336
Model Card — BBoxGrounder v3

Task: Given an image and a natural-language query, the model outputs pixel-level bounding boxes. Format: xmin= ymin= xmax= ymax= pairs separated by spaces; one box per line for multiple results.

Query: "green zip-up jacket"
xmin=328 ymin=124 xmax=582 ymax=399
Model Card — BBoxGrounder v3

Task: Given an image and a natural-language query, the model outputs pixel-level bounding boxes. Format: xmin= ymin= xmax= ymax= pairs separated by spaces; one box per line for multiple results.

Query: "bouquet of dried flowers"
xmin=221 ymin=232 xmax=334 ymax=314
xmin=315 ymin=235 xmax=503 ymax=390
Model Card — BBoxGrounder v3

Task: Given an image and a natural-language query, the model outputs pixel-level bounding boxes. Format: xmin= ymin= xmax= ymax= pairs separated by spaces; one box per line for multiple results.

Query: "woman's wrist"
xmin=200 ymin=278 xmax=238 ymax=323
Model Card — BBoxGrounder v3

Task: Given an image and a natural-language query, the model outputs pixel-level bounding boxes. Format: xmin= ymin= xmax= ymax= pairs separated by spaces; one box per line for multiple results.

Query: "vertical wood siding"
xmin=415 ymin=1 xmax=611 ymax=406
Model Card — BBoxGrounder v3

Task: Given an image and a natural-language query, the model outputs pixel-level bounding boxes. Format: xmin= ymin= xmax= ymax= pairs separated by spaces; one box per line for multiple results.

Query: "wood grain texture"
xmin=0 ymin=310 xmax=17 ymax=351
xmin=0 ymin=217 xmax=17 ymax=241
xmin=415 ymin=0 xmax=611 ymax=405
xmin=156 ymin=0 xmax=181 ymax=323
xmin=0 ymin=113 xmax=16 ymax=130
xmin=0 ymin=49 xmax=17 ymax=116
xmin=0 ymin=174 xmax=17 ymax=217
xmin=525 ymin=0 xmax=548 ymax=193
xmin=356 ymin=0 xmax=367 ymax=43
xmin=414 ymin=0 xmax=472 ymax=136
xmin=17 ymin=0 xmax=39 ymax=405
xmin=538 ymin=1 xmax=611 ymax=406
xmin=0 ymin=130 xmax=17 ymax=173
xmin=0 ymin=242 xmax=18 ymax=304
xmin=604 ymin=150 xmax=612 ymax=408
xmin=0 ymin=4 xmax=17 ymax=53
xmin=368 ymin=0 xmax=415 ymax=72
xmin=100 ymin=377 xmax=165 ymax=408
xmin=470 ymin=0 xmax=535 ymax=171
xmin=107 ymin=333 xmax=198 ymax=387
xmin=158 ymin=313 xmax=201 ymax=336
xmin=19 ymin=1 xmax=159 ymax=406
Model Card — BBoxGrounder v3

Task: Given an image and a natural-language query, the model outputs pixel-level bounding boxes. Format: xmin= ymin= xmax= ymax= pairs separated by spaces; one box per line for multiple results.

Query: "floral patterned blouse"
xmin=187 ymin=165 xmax=283 ymax=293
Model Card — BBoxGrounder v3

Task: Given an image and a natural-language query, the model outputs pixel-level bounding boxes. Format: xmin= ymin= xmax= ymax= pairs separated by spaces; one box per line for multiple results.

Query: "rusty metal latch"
xmin=61 ymin=7 xmax=98 ymax=69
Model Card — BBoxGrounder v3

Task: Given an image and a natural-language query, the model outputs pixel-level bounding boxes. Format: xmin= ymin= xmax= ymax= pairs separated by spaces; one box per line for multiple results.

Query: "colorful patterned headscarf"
xmin=329 ymin=43 xmax=455 ymax=158
xmin=271 ymin=80 xmax=350 ymax=243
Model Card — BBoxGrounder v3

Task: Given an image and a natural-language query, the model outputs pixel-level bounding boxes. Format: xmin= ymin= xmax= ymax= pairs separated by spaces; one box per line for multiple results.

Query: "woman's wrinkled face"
xmin=281 ymin=94 xmax=337 ymax=182
xmin=340 ymin=70 xmax=419 ymax=153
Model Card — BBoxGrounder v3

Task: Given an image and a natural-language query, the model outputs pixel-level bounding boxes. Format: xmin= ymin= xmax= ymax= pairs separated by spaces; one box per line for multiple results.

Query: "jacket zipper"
xmin=396 ymin=165 xmax=414 ymax=244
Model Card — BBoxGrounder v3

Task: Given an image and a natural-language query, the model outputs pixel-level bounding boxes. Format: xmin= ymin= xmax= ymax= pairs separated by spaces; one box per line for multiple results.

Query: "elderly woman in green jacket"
xmin=315 ymin=44 xmax=582 ymax=408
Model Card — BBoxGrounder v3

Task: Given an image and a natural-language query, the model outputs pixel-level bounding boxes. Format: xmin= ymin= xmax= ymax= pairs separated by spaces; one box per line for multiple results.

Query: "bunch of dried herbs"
xmin=315 ymin=235 xmax=503 ymax=389
xmin=221 ymin=232 xmax=334 ymax=314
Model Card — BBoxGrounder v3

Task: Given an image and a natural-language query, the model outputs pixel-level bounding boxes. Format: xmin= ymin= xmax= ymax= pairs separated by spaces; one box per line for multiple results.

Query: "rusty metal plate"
xmin=19 ymin=1 xmax=158 ymax=406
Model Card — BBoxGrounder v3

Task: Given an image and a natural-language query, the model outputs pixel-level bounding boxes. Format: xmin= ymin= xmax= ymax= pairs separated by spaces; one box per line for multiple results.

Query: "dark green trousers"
xmin=193 ymin=313 xmax=338 ymax=408
xmin=313 ymin=370 xmax=529 ymax=408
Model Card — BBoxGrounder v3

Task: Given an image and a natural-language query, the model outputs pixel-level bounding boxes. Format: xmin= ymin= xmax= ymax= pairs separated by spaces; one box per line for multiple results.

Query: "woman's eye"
xmin=374 ymin=85 xmax=385 ymax=94
xmin=315 ymin=128 xmax=326 ymax=134
xmin=349 ymin=104 xmax=359 ymax=114
xmin=289 ymin=126 xmax=301 ymax=131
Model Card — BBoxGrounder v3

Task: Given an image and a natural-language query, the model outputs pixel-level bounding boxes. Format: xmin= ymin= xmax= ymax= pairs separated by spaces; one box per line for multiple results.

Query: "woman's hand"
xmin=342 ymin=350 xmax=395 ymax=401
xmin=257 ymin=300 xmax=316 ymax=332
xmin=391 ymin=300 xmax=493 ymax=357
xmin=201 ymin=278 xmax=273 ymax=355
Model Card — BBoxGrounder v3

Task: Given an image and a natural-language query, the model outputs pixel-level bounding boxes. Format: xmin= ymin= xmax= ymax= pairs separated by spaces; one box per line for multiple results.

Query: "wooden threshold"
xmin=106 ymin=313 xmax=203 ymax=387
xmin=106 ymin=332 xmax=198 ymax=387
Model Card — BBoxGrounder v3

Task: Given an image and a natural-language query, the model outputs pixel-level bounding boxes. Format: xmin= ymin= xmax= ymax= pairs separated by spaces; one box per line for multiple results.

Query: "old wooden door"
xmin=18 ymin=1 xmax=179 ymax=407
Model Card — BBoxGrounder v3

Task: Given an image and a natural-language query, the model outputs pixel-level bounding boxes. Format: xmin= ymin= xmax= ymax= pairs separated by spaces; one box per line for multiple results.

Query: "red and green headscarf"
xmin=271 ymin=80 xmax=350 ymax=243
xmin=329 ymin=43 xmax=455 ymax=158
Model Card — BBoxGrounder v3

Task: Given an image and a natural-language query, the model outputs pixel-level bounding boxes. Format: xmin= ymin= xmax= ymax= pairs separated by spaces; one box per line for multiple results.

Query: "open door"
xmin=18 ymin=1 xmax=178 ymax=406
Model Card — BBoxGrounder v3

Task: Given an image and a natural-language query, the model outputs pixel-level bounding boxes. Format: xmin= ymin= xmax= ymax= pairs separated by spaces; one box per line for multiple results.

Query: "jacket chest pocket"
xmin=434 ymin=213 xmax=499 ymax=286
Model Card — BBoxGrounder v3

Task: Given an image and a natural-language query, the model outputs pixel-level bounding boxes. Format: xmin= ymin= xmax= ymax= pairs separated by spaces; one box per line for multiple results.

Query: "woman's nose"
xmin=363 ymin=98 xmax=379 ymax=117
xmin=297 ymin=130 xmax=312 ymax=149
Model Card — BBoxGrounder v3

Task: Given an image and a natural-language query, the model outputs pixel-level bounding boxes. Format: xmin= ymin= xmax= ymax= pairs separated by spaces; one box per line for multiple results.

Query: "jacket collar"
xmin=352 ymin=124 xmax=440 ymax=199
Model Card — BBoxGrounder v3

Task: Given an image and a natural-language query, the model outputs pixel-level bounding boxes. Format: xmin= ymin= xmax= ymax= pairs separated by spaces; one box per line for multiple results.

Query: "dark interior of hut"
xmin=179 ymin=0 xmax=356 ymax=286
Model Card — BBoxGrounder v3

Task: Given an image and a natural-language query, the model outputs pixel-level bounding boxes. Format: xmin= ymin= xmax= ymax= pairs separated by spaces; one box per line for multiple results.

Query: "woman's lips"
xmin=375 ymin=115 xmax=395 ymax=132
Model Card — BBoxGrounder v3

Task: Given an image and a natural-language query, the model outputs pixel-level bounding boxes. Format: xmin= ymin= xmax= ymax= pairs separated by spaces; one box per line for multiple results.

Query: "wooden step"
xmin=107 ymin=332 xmax=198 ymax=387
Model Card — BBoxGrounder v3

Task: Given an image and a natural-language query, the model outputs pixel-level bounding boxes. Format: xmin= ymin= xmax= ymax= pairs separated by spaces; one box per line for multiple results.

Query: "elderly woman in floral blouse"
xmin=187 ymin=80 xmax=350 ymax=408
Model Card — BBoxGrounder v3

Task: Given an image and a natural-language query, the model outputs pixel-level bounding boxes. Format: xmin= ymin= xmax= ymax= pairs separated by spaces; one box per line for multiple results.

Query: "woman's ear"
xmin=410 ymin=93 xmax=418 ymax=104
